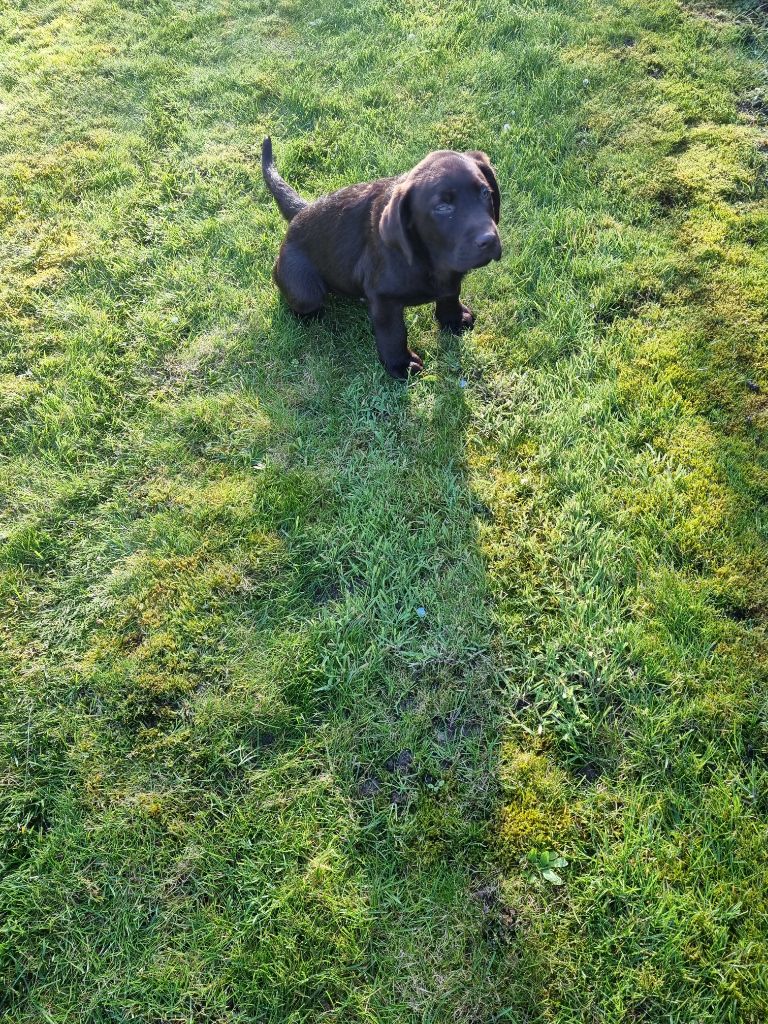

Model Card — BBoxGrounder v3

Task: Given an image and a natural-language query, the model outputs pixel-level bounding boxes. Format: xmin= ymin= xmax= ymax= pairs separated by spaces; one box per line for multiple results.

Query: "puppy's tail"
xmin=262 ymin=137 xmax=307 ymax=222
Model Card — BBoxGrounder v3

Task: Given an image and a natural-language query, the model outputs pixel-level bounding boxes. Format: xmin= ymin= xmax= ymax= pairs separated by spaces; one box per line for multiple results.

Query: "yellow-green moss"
xmin=496 ymin=746 xmax=575 ymax=864
xmin=499 ymin=746 xmax=567 ymax=803
xmin=497 ymin=804 xmax=572 ymax=861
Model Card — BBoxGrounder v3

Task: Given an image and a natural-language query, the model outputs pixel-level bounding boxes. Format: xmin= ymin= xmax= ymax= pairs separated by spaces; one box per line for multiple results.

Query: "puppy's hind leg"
xmin=273 ymin=245 xmax=326 ymax=318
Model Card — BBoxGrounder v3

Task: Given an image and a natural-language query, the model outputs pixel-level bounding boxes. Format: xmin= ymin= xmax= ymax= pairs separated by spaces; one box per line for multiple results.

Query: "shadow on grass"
xmin=0 ymin=282 xmax=517 ymax=1023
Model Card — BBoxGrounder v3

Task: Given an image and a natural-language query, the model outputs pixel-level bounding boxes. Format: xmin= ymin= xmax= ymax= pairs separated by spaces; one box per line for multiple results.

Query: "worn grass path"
xmin=2 ymin=0 xmax=768 ymax=1021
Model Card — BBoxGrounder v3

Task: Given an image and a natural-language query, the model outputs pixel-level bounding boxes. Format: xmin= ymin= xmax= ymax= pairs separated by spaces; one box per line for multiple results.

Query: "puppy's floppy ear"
xmin=379 ymin=179 xmax=414 ymax=265
xmin=465 ymin=151 xmax=500 ymax=224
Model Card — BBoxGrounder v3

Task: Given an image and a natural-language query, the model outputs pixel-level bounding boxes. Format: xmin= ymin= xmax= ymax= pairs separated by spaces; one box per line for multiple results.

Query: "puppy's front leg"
xmin=435 ymin=294 xmax=475 ymax=335
xmin=368 ymin=297 xmax=423 ymax=379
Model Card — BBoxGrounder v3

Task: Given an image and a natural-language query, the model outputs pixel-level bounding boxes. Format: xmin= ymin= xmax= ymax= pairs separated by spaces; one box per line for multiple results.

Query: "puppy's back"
xmin=286 ymin=178 xmax=397 ymax=297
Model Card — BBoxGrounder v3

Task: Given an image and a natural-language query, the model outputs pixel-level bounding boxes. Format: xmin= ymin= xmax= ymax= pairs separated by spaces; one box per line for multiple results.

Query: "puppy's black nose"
xmin=475 ymin=231 xmax=497 ymax=250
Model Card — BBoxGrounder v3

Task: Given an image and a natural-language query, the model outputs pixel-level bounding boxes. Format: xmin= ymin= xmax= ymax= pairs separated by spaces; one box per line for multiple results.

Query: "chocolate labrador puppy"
xmin=262 ymin=137 xmax=501 ymax=378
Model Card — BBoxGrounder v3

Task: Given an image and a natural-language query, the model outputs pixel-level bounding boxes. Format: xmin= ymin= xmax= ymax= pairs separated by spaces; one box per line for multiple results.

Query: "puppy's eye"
xmin=480 ymin=186 xmax=491 ymax=200
xmin=434 ymin=202 xmax=454 ymax=215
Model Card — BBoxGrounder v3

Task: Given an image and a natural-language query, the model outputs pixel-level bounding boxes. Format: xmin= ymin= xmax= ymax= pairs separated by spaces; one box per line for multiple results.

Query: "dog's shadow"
xmin=222 ymin=290 xmax=512 ymax=1014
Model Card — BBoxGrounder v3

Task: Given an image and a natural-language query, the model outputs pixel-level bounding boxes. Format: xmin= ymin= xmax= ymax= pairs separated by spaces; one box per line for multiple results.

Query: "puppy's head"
xmin=380 ymin=150 xmax=501 ymax=273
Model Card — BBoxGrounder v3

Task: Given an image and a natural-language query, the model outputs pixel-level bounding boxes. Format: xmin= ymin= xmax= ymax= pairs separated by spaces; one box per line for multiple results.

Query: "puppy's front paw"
xmin=439 ymin=304 xmax=475 ymax=335
xmin=387 ymin=350 xmax=424 ymax=380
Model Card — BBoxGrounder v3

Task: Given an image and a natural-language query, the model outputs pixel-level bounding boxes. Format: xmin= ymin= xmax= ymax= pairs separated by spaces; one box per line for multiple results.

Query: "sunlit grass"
xmin=1 ymin=0 xmax=767 ymax=1020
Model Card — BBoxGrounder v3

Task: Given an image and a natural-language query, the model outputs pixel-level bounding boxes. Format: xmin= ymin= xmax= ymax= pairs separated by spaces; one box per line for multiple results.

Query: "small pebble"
xmin=459 ymin=378 xmax=468 ymax=388
xmin=502 ymin=123 xmax=511 ymax=133
xmin=583 ymin=78 xmax=590 ymax=85
xmin=416 ymin=606 xmax=426 ymax=618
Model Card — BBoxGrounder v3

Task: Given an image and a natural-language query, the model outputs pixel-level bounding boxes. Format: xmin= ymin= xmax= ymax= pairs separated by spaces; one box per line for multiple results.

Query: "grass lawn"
xmin=2 ymin=0 xmax=768 ymax=1020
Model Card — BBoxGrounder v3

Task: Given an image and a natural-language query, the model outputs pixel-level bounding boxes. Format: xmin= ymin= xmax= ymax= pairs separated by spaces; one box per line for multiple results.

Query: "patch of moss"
xmin=499 ymin=746 xmax=566 ymax=802
xmin=496 ymin=745 xmax=575 ymax=864
xmin=497 ymin=805 xmax=572 ymax=862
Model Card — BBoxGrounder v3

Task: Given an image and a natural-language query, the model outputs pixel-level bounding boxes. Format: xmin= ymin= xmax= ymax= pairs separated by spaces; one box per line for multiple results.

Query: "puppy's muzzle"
xmin=472 ymin=230 xmax=502 ymax=267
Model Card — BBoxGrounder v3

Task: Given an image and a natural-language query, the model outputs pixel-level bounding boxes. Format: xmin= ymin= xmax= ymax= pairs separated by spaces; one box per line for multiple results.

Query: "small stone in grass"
xmin=459 ymin=378 xmax=468 ymax=388
xmin=416 ymin=606 xmax=426 ymax=618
